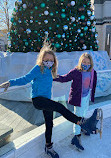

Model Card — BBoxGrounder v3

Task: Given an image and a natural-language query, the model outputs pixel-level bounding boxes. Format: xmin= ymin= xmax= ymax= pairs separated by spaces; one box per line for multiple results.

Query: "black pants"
xmin=32 ymin=96 xmax=81 ymax=144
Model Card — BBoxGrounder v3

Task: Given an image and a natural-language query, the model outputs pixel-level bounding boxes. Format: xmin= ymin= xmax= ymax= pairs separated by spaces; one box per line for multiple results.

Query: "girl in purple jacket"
xmin=54 ymin=53 xmax=97 ymax=151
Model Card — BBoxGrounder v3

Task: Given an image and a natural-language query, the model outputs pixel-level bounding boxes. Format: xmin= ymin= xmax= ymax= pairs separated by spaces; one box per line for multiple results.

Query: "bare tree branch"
xmin=0 ymin=0 xmax=14 ymax=32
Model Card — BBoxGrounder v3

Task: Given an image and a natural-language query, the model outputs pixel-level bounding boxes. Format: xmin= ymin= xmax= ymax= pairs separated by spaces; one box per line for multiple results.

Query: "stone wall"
xmin=0 ymin=51 xmax=111 ymax=101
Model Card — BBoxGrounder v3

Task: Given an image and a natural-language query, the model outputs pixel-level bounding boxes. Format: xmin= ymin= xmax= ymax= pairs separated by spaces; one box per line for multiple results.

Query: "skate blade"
xmin=96 ymin=129 xmax=102 ymax=139
xmin=97 ymin=108 xmax=103 ymax=139
xmin=73 ymin=144 xmax=84 ymax=152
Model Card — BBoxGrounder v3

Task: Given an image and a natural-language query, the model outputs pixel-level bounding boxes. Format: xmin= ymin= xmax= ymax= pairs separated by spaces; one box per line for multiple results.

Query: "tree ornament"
xmin=81 ymin=15 xmax=85 ymax=20
xmin=80 ymin=39 xmax=85 ymax=44
xmin=78 ymin=6 xmax=85 ymax=12
xmin=87 ymin=10 xmax=91 ymax=16
xmin=44 ymin=20 xmax=48 ymax=24
xmin=83 ymin=45 xmax=87 ymax=50
xmin=40 ymin=3 xmax=46 ymax=8
xmin=92 ymin=27 xmax=96 ymax=32
xmin=62 ymin=34 xmax=65 ymax=38
xmin=28 ymin=3 xmax=34 ymax=9
xmin=90 ymin=15 xmax=95 ymax=20
xmin=61 ymin=13 xmax=66 ymax=18
xmin=96 ymin=40 xmax=99 ymax=44
xmin=55 ymin=0 xmax=58 ymax=4
xmin=19 ymin=27 xmax=24 ymax=32
xmin=44 ymin=11 xmax=49 ymax=15
xmin=84 ymin=26 xmax=88 ymax=31
xmin=82 ymin=21 xmax=87 ymax=26
xmin=13 ymin=22 xmax=17 ymax=25
xmin=50 ymin=12 xmax=54 ymax=16
xmin=49 ymin=27 xmax=52 ymax=30
xmin=77 ymin=29 xmax=81 ymax=33
xmin=30 ymin=20 xmax=33 ymax=23
xmin=80 ymin=33 xmax=84 ymax=37
xmin=26 ymin=28 xmax=31 ymax=34
xmin=30 ymin=16 xmax=33 ymax=19
xmin=63 ymin=25 xmax=68 ymax=30
xmin=71 ymin=17 xmax=75 ymax=22
xmin=67 ymin=3 xmax=71 ymax=7
xmin=23 ymin=4 xmax=27 ymax=9
xmin=55 ymin=43 xmax=60 ymax=48
xmin=34 ymin=30 xmax=37 ymax=33
xmin=35 ymin=6 xmax=38 ymax=10
xmin=57 ymin=34 xmax=61 ymax=38
xmin=11 ymin=18 xmax=14 ymax=22
xmin=25 ymin=42 xmax=28 ymax=46
xmin=30 ymin=11 xmax=33 ymax=14
xmin=71 ymin=1 xmax=75 ymax=6
xmin=87 ymin=21 xmax=91 ymax=26
xmin=78 ymin=7 xmax=82 ymax=12
xmin=51 ymin=39 xmax=54 ymax=42
xmin=93 ymin=21 xmax=96 ymax=25
xmin=62 ymin=9 xmax=65 ymax=12
xmin=17 ymin=0 xmax=22 ymax=4
xmin=95 ymin=33 xmax=98 ymax=38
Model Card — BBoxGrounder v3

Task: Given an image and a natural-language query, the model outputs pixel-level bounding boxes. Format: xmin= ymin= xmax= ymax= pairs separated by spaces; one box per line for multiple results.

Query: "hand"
xmin=0 ymin=81 xmax=10 ymax=92
xmin=77 ymin=121 xmax=80 ymax=125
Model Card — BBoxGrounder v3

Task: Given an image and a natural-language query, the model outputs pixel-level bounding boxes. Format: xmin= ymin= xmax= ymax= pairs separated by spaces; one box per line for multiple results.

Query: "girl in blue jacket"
xmin=0 ymin=41 xmax=82 ymax=158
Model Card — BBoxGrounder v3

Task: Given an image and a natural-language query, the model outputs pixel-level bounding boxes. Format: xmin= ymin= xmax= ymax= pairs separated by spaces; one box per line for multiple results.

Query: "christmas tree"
xmin=8 ymin=0 xmax=99 ymax=52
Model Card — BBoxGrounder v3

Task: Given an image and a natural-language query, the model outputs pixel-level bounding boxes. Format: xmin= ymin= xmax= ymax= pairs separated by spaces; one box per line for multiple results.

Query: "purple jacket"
xmin=53 ymin=68 xmax=97 ymax=107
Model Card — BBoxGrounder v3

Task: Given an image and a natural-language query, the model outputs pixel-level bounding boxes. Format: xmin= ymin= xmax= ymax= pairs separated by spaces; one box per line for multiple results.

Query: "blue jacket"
xmin=9 ymin=65 xmax=53 ymax=99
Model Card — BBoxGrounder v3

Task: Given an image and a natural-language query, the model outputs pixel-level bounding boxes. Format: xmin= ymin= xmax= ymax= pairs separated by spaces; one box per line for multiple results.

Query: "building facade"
xmin=0 ymin=30 xmax=7 ymax=51
xmin=94 ymin=0 xmax=111 ymax=58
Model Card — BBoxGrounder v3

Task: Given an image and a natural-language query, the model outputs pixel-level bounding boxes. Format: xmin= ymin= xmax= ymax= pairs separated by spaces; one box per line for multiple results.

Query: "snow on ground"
xmin=40 ymin=116 xmax=111 ymax=158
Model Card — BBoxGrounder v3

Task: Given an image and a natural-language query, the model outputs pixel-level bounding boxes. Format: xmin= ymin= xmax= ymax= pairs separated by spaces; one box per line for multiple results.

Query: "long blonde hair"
xmin=76 ymin=53 xmax=93 ymax=71
xmin=36 ymin=39 xmax=58 ymax=78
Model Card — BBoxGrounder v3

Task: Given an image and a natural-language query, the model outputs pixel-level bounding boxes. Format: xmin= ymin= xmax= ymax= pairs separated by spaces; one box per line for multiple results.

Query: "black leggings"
xmin=32 ymin=96 xmax=81 ymax=144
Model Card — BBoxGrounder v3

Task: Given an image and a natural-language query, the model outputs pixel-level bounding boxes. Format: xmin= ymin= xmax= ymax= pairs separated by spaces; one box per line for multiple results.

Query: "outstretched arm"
xmin=0 ymin=65 xmax=39 ymax=91
xmin=53 ymin=70 xmax=74 ymax=83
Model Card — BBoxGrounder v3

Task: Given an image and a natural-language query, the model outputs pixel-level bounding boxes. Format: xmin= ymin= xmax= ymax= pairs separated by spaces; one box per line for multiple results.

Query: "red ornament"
xmin=82 ymin=21 xmax=87 ymax=26
xmin=67 ymin=3 xmax=71 ymax=7
xmin=80 ymin=39 xmax=85 ymax=44
xmin=37 ymin=47 xmax=40 ymax=50
xmin=55 ymin=0 xmax=58 ymax=4
xmin=51 ymin=39 xmax=54 ymax=42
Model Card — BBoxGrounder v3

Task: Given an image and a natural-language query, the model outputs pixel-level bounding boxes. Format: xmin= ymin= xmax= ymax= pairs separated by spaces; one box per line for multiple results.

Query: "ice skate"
xmin=80 ymin=108 xmax=103 ymax=138
xmin=71 ymin=135 xmax=84 ymax=151
xmin=45 ymin=144 xmax=59 ymax=158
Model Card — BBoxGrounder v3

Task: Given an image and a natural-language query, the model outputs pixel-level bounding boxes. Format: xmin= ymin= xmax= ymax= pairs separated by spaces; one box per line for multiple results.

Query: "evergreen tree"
xmin=8 ymin=0 xmax=99 ymax=52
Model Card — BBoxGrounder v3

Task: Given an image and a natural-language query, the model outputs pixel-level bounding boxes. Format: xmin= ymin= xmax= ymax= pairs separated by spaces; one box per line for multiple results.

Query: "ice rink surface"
xmin=40 ymin=116 xmax=111 ymax=158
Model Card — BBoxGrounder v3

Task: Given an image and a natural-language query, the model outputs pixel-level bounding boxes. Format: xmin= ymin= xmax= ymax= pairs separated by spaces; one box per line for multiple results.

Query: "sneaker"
xmin=45 ymin=144 xmax=59 ymax=158
xmin=71 ymin=135 xmax=84 ymax=151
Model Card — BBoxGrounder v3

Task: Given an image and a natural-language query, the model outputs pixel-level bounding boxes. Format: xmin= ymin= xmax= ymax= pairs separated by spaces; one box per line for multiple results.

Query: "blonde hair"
xmin=76 ymin=53 xmax=93 ymax=71
xmin=36 ymin=39 xmax=58 ymax=78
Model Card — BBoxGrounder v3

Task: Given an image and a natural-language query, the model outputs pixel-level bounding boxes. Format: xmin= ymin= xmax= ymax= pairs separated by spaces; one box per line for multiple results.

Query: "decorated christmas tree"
xmin=8 ymin=0 xmax=99 ymax=52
